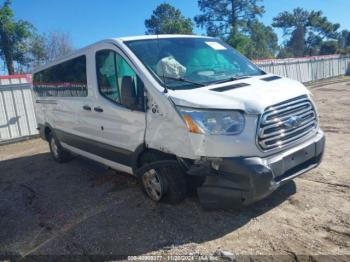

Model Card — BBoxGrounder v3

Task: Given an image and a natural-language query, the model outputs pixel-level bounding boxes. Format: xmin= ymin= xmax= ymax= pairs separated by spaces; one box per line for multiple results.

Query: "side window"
xmin=96 ymin=50 xmax=144 ymax=111
xmin=33 ymin=55 xmax=87 ymax=97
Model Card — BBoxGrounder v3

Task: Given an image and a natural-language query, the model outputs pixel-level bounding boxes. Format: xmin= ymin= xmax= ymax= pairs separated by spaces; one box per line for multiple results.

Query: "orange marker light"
xmin=182 ymin=114 xmax=203 ymax=134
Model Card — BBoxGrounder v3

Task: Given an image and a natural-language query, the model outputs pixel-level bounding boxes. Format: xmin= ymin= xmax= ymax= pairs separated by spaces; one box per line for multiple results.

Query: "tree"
xmin=245 ymin=21 xmax=278 ymax=59
xmin=338 ymin=30 xmax=350 ymax=48
xmin=226 ymin=21 xmax=278 ymax=59
xmin=226 ymin=33 xmax=251 ymax=55
xmin=277 ymin=48 xmax=294 ymax=59
xmin=272 ymin=8 xmax=340 ymax=57
xmin=288 ymin=26 xmax=306 ymax=57
xmin=44 ymin=32 xmax=74 ymax=61
xmin=272 ymin=8 xmax=309 ymax=57
xmin=194 ymin=0 xmax=265 ymax=38
xmin=0 ymin=0 xmax=34 ymax=74
xmin=320 ymin=40 xmax=338 ymax=55
xmin=305 ymin=32 xmax=323 ymax=55
xmin=23 ymin=31 xmax=74 ymax=72
xmin=145 ymin=3 xmax=193 ymax=34
xmin=194 ymin=0 xmax=278 ymax=59
xmin=27 ymin=33 xmax=47 ymax=69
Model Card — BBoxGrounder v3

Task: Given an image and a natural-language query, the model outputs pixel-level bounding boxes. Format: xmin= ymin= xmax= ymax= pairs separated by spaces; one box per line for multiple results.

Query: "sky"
xmin=9 ymin=0 xmax=350 ymax=48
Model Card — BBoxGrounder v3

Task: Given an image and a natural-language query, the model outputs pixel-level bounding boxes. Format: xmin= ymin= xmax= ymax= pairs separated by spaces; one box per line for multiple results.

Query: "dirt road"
xmin=0 ymin=80 xmax=349 ymax=260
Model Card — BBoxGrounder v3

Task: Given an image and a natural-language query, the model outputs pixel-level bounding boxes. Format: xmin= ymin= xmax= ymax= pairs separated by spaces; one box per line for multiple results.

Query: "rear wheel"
xmin=48 ymin=133 xmax=72 ymax=163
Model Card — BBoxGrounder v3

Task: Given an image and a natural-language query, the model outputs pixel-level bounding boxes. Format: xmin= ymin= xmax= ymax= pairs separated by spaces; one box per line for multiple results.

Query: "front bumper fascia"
xmin=188 ymin=130 xmax=325 ymax=209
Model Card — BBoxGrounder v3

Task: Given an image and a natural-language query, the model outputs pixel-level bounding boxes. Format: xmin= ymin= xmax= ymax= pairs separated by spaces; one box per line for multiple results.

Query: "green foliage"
xmin=194 ymin=0 xmax=278 ymax=59
xmin=277 ymin=48 xmax=294 ymax=59
xmin=339 ymin=47 xmax=350 ymax=55
xmin=272 ymin=8 xmax=309 ymax=34
xmin=227 ymin=21 xmax=278 ymax=59
xmin=338 ymin=30 xmax=350 ymax=48
xmin=308 ymin=11 xmax=340 ymax=39
xmin=338 ymin=31 xmax=350 ymax=54
xmin=0 ymin=0 xmax=34 ymax=74
xmin=27 ymin=33 xmax=47 ymax=68
xmin=305 ymin=32 xmax=323 ymax=55
xmin=288 ymin=26 xmax=306 ymax=57
xmin=145 ymin=3 xmax=193 ymax=35
xmin=0 ymin=1 xmax=73 ymax=73
xmin=244 ymin=21 xmax=278 ymax=59
xmin=194 ymin=0 xmax=264 ymax=37
xmin=272 ymin=7 xmax=340 ymax=57
xmin=226 ymin=33 xmax=251 ymax=54
xmin=320 ymin=40 xmax=338 ymax=55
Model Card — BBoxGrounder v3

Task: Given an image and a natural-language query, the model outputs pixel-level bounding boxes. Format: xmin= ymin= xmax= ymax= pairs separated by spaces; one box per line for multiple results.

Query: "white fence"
xmin=0 ymin=55 xmax=349 ymax=143
xmin=0 ymin=75 xmax=38 ymax=143
xmin=255 ymin=54 xmax=350 ymax=83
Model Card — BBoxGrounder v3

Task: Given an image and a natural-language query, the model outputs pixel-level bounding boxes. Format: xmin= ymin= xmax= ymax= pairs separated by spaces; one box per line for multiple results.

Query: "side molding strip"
xmin=61 ymin=142 xmax=134 ymax=175
xmin=54 ymin=129 xmax=133 ymax=167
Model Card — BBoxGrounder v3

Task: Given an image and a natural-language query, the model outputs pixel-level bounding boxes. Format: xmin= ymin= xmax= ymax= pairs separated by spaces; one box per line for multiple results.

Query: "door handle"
xmin=83 ymin=105 xmax=91 ymax=111
xmin=94 ymin=107 xmax=104 ymax=113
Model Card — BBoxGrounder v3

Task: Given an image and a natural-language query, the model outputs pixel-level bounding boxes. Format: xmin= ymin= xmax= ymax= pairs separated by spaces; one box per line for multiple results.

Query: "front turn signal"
xmin=182 ymin=114 xmax=203 ymax=134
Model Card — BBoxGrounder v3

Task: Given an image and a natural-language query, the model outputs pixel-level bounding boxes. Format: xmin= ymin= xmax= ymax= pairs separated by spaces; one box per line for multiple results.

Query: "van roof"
xmin=32 ymin=34 xmax=214 ymax=73
xmin=117 ymin=34 xmax=212 ymax=41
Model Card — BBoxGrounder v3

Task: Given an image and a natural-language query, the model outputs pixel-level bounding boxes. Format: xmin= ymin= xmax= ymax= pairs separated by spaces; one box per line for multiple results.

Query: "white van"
xmin=32 ymin=35 xmax=325 ymax=209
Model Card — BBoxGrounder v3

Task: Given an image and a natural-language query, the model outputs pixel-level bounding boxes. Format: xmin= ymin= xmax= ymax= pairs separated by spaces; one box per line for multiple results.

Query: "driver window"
xmin=96 ymin=49 xmax=144 ymax=111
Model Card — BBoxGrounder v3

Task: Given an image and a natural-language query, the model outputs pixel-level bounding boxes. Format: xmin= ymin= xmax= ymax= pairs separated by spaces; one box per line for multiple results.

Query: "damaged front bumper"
xmin=188 ymin=131 xmax=325 ymax=209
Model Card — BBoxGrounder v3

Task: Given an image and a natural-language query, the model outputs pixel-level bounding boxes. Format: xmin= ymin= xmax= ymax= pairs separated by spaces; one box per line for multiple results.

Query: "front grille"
xmin=257 ymin=95 xmax=318 ymax=151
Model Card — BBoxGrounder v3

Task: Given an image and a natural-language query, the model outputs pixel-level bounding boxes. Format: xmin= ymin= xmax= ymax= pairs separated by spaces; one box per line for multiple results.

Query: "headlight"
xmin=176 ymin=106 xmax=245 ymax=135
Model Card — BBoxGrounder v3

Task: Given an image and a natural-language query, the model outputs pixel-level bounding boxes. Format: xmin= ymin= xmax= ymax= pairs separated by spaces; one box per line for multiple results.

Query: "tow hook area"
xmin=186 ymin=157 xmax=275 ymax=209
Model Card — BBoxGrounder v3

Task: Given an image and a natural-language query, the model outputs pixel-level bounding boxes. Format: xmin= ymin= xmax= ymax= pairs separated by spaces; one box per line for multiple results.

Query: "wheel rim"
xmin=142 ymin=169 xmax=163 ymax=202
xmin=50 ymin=137 xmax=59 ymax=158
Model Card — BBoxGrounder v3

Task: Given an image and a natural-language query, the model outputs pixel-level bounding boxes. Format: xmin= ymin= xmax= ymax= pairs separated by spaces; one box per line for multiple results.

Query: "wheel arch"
xmin=131 ymin=145 xmax=178 ymax=173
xmin=38 ymin=122 xmax=55 ymax=141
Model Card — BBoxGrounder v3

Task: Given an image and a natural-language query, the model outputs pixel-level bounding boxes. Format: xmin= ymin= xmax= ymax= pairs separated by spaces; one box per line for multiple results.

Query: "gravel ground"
xmin=0 ymin=80 xmax=349 ymax=261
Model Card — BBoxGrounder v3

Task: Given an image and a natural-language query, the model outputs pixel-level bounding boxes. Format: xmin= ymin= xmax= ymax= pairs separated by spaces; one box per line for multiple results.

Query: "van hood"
xmin=169 ymin=74 xmax=310 ymax=114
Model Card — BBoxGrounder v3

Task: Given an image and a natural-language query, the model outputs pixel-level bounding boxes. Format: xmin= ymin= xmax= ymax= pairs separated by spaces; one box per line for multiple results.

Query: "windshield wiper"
xmin=144 ymin=65 xmax=205 ymax=91
xmin=213 ymin=75 xmax=251 ymax=85
xmin=162 ymin=76 xmax=206 ymax=88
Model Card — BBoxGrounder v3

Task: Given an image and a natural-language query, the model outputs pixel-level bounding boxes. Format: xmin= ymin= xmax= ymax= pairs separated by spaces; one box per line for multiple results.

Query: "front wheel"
xmin=48 ymin=133 xmax=72 ymax=163
xmin=141 ymin=168 xmax=165 ymax=202
xmin=138 ymin=160 xmax=188 ymax=204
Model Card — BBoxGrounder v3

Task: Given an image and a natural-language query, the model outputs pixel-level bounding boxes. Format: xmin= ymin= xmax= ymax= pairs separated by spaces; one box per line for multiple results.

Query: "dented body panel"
xmin=144 ymin=74 xmax=314 ymax=159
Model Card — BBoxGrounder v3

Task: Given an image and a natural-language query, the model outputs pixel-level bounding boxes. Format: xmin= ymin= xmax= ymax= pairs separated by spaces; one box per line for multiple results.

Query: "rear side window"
xmin=33 ymin=55 xmax=87 ymax=97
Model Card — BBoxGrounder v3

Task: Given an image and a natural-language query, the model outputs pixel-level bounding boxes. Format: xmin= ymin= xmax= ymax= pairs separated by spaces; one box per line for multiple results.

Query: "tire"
xmin=48 ymin=133 xmax=72 ymax=163
xmin=137 ymin=160 xmax=188 ymax=204
xmin=186 ymin=175 xmax=205 ymax=196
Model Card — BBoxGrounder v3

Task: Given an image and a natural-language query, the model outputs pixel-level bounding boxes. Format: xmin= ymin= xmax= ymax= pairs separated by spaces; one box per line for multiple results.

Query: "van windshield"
xmin=124 ymin=37 xmax=264 ymax=90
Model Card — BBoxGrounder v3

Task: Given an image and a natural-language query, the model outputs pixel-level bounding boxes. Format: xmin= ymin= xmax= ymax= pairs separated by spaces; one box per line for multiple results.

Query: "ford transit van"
xmin=33 ymin=35 xmax=325 ymax=209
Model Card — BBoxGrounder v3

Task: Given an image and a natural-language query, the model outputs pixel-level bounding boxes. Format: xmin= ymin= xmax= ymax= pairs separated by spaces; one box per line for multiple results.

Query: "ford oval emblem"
xmin=284 ymin=116 xmax=303 ymax=129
